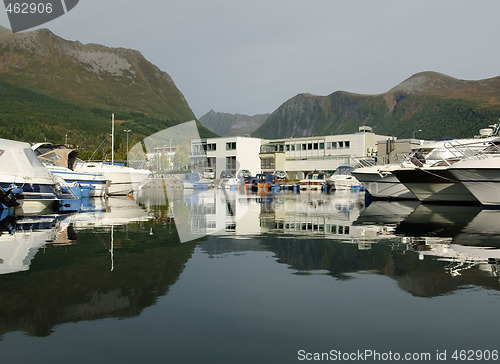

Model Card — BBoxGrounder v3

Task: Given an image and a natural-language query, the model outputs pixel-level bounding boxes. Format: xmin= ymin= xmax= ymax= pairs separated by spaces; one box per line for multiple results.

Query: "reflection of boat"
xmin=326 ymin=166 xmax=362 ymax=190
xmin=70 ymin=196 xmax=151 ymax=229
xmin=0 ymin=214 xmax=67 ymax=274
xmin=355 ymin=200 xmax=419 ymax=225
xmin=452 ymin=209 xmax=500 ymax=247
xmin=32 ymin=143 xmax=108 ymax=197
xmin=395 ymin=204 xmax=482 ymax=237
xmin=182 ymin=173 xmax=214 ymax=189
xmin=299 ymin=171 xmax=327 ymax=190
xmin=409 ymin=241 xmax=500 ymax=277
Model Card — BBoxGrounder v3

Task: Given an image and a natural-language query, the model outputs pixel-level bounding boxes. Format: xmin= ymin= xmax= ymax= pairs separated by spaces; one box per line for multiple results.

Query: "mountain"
xmin=253 ymin=72 xmax=500 ymax=140
xmin=199 ymin=110 xmax=269 ymax=136
xmin=0 ymin=26 xmax=212 ymax=157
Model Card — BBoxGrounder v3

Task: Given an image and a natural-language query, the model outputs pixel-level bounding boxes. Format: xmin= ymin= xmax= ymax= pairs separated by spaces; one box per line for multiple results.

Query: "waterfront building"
xmin=190 ymin=136 xmax=263 ymax=179
xmin=259 ymin=126 xmax=392 ymax=179
xmin=190 ymin=127 xmax=392 ymax=180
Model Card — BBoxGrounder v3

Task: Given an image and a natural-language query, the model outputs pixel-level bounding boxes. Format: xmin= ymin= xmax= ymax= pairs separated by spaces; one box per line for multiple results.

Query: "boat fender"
xmin=0 ymin=187 xmax=20 ymax=208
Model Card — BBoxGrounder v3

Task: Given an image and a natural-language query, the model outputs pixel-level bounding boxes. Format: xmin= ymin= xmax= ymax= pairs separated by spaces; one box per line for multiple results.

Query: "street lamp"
xmin=124 ymin=129 xmax=131 ymax=166
xmin=169 ymin=139 xmax=173 ymax=171
xmin=412 ymin=129 xmax=422 ymax=139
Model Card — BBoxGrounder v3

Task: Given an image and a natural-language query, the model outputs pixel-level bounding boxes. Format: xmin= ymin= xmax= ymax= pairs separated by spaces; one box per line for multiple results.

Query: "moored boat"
xmin=256 ymin=173 xmax=275 ymax=192
xmin=299 ymin=171 xmax=327 ymax=191
xmin=326 ymin=166 xmax=362 ymax=190
xmin=182 ymin=173 xmax=214 ymax=189
xmin=74 ymin=161 xmax=151 ymax=195
xmin=0 ymin=138 xmax=79 ymax=214
xmin=352 ymin=164 xmax=416 ymax=199
xmin=32 ymin=143 xmax=109 ymax=197
xmin=389 ymin=137 xmax=500 ymax=203
xmin=448 ymin=153 xmax=500 ymax=206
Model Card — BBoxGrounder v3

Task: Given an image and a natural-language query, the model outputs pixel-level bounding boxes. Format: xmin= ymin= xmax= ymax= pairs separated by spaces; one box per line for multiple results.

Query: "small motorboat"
xmin=299 ymin=171 xmax=327 ymax=190
xmin=182 ymin=173 xmax=214 ymax=189
xmin=326 ymin=166 xmax=362 ymax=190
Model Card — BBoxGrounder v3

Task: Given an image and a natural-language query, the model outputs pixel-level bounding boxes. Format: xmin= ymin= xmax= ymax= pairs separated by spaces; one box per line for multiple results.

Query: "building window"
xmin=338 ymin=141 xmax=344 ymax=148
xmin=226 ymin=156 xmax=236 ymax=171
xmin=261 ymin=157 xmax=275 ymax=170
xmin=345 ymin=141 xmax=350 ymax=148
xmin=207 ymin=143 xmax=216 ymax=151
xmin=319 ymin=142 xmax=325 ymax=150
xmin=313 ymin=143 xmax=318 ymax=150
xmin=208 ymin=157 xmax=216 ymax=167
xmin=226 ymin=142 xmax=236 ymax=150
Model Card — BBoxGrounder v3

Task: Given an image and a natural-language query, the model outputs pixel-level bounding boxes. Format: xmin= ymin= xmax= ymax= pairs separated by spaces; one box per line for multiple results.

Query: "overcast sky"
xmin=1 ymin=0 xmax=500 ymax=118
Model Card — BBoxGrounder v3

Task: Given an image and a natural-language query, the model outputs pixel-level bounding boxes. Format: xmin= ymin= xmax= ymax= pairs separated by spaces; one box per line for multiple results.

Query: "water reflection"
xmin=171 ymin=187 xmax=500 ymax=288
xmin=0 ymin=186 xmax=499 ymax=343
xmin=0 ymin=196 xmax=194 ymax=338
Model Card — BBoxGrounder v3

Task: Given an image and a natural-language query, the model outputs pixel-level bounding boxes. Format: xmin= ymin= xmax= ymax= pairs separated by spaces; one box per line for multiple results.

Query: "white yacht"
xmin=325 ymin=166 xmax=362 ymax=190
xmin=299 ymin=171 xmax=327 ymax=191
xmin=352 ymin=164 xmax=416 ymax=199
xmin=390 ymin=136 xmax=500 ymax=203
xmin=74 ymin=160 xmax=151 ymax=196
xmin=448 ymin=153 xmax=500 ymax=206
xmin=0 ymin=138 xmax=78 ymax=214
xmin=32 ymin=143 xmax=109 ymax=197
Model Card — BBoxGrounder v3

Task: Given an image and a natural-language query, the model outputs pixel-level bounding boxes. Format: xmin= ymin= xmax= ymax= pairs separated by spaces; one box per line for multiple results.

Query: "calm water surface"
xmin=0 ymin=186 xmax=499 ymax=363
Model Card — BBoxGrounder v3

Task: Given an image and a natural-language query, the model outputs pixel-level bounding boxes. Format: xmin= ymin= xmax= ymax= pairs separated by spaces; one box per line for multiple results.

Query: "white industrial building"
xmin=190 ymin=136 xmax=263 ymax=178
xmin=191 ymin=126 xmax=392 ymax=179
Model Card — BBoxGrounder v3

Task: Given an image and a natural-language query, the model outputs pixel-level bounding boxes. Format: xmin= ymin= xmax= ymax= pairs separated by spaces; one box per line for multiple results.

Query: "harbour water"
xmin=0 ymin=187 xmax=499 ymax=363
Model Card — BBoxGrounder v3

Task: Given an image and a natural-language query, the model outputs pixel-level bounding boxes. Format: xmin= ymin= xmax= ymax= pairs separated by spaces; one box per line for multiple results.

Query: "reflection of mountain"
xmin=0 ymin=220 xmax=195 ymax=337
xmin=259 ymin=237 xmax=500 ymax=297
xmin=198 ymin=233 xmax=500 ymax=298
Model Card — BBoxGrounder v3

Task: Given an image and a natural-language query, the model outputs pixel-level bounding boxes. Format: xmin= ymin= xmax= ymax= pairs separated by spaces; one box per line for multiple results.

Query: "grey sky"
xmin=1 ymin=0 xmax=499 ymax=118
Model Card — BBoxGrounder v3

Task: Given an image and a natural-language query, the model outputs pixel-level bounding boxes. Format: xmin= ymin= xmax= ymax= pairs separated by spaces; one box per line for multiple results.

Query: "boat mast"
xmin=111 ymin=113 xmax=115 ymax=165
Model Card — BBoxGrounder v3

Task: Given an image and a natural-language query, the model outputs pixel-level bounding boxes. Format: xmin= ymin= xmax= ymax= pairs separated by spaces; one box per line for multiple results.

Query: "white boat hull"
xmin=74 ymin=163 xmax=151 ymax=196
xmin=391 ymin=167 xmax=478 ymax=203
xmin=449 ymin=156 xmax=500 ymax=206
xmin=352 ymin=166 xmax=416 ymax=199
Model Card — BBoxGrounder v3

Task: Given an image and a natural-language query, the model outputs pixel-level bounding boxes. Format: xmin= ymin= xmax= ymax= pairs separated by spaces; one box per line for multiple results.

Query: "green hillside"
xmin=0 ymin=79 xmax=215 ymax=160
xmin=0 ymin=26 xmax=216 ymax=160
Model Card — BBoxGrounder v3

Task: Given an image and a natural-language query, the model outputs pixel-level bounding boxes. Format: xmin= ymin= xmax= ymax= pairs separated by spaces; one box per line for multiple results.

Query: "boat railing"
xmin=442 ymin=139 xmax=500 ymax=162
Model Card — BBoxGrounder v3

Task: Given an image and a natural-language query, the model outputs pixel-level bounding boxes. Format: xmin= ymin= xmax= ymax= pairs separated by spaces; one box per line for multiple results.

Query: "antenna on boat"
xmin=111 ymin=113 xmax=115 ymax=165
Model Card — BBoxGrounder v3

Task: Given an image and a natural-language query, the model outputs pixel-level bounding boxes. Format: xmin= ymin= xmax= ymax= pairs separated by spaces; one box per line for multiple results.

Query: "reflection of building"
xmin=182 ymin=189 xmax=261 ymax=237
xmin=181 ymin=189 xmax=373 ymax=241
xmin=190 ymin=127 xmax=392 ymax=180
